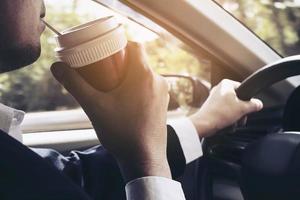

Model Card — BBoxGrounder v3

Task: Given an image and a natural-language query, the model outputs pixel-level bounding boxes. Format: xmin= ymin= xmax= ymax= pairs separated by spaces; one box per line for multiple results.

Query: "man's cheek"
xmin=15 ymin=17 xmax=40 ymax=45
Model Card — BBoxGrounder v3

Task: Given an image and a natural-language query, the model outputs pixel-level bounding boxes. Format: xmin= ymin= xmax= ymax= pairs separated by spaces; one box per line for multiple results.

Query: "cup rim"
xmin=55 ymin=16 xmax=118 ymax=50
xmin=55 ymin=24 xmax=124 ymax=54
xmin=55 ymin=25 xmax=127 ymax=68
xmin=62 ymin=16 xmax=113 ymax=35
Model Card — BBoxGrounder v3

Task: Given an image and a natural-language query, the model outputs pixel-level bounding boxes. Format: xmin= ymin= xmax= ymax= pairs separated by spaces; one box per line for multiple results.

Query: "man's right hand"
xmin=190 ymin=79 xmax=263 ymax=138
xmin=51 ymin=42 xmax=171 ymax=182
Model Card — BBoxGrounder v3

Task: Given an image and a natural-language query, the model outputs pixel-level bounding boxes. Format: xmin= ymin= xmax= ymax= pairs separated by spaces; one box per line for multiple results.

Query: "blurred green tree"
xmin=215 ymin=0 xmax=300 ymax=56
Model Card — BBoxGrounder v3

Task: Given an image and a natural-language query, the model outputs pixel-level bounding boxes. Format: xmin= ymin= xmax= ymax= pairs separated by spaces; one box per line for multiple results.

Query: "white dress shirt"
xmin=126 ymin=176 xmax=186 ymax=200
xmin=0 ymin=104 xmax=203 ymax=200
xmin=167 ymin=117 xmax=203 ymax=163
xmin=0 ymin=103 xmax=25 ymax=143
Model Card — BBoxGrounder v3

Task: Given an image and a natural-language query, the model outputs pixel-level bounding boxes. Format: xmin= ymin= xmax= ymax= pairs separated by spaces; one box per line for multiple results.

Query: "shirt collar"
xmin=0 ymin=103 xmax=25 ymax=142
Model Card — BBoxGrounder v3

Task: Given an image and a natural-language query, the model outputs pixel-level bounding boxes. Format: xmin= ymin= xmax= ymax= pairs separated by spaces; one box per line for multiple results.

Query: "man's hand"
xmin=51 ymin=42 xmax=171 ymax=182
xmin=189 ymin=79 xmax=263 ymax=138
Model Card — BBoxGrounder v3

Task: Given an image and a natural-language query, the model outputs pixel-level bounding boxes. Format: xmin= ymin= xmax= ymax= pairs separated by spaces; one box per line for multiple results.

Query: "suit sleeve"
xmin=24 ymin=116 xmax=202 ymax=199
xmin=0 ymin=130 xmax=91 ymax=200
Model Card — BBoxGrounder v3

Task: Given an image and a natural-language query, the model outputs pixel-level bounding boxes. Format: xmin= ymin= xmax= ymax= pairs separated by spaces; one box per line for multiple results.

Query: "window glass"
xmin=214 ymin=0 xmax=300 ymax=57
xmin=0 ymin=0 xmax=210 ymax=112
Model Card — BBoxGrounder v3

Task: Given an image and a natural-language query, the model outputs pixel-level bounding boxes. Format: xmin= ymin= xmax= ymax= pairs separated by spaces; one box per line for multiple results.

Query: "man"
xmin=0 ymin=0 xmax=263 ymax=199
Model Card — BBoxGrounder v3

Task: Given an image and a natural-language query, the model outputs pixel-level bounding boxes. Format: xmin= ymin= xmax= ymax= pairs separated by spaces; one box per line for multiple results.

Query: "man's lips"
xmin=40 ymin=21 xmax=46 ymax=33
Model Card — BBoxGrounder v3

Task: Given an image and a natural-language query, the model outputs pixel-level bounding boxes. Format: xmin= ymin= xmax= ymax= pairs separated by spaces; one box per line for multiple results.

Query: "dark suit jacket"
xmin=0 ymin=126 xmax=185 ymax=200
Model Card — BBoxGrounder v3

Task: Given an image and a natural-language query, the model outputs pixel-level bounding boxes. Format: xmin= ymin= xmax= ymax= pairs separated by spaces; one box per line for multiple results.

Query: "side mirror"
xmin=163 ymin=74 xmax=210 ymax=111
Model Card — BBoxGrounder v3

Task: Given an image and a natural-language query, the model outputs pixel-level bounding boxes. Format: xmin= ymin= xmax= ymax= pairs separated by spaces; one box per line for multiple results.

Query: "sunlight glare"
xmin=44 ymin=0 xmax=158 ymax=42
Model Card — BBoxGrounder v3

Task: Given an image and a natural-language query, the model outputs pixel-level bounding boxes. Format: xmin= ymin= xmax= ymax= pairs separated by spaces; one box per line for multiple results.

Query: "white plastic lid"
xmin=55 ymin=16 xmax=127 ymax=68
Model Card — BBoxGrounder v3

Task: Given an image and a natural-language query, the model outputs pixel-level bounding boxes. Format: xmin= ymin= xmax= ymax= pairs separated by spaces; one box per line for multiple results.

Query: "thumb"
xmin=122 ymin=42 xmax=152 ymax=84
xmin=242 ymin=98 xmax=264 ymax=114
xmin=51 ymin=62 xmax=100 ymax=106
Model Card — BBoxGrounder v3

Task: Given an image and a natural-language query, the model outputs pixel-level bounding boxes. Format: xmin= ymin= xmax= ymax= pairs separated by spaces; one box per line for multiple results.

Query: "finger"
xmin=215 ymin=79 xmax=241 ymax=94
xmin=120 ymin=42 xmax=153 ymax=87
xmin=222 ymin=79 xmax=241 ymax=89
xmin=156 ymin=75 xmax=169 ymax=89
xmin=51 ymin=62 xmax=101 ymax=106
xmin=237 ymin=116 xmax=248 ymax=126
xmin=242 ymin=98 xmax=264 ymax=114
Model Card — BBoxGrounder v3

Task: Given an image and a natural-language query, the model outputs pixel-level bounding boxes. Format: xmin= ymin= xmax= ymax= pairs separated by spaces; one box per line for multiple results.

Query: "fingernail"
xmin=256 ymin=100 xmax=263 ymax=111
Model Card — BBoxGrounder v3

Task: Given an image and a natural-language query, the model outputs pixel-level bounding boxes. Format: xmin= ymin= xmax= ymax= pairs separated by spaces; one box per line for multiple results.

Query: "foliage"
xmin=215 ymin=0 xmax=300 ymax=56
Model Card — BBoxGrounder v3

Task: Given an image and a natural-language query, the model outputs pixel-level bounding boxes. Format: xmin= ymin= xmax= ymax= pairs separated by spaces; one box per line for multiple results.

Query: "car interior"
xmin=6 ymin=0 xmax=300 ymax=199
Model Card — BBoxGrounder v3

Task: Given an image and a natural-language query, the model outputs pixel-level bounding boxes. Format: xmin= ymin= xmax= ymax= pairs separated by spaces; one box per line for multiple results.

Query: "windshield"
xmin=214 ymin=0 xmax=300 ymax=57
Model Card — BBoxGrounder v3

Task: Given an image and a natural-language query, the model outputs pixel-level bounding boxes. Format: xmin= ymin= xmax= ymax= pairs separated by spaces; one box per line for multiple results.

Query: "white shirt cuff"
xmin=0 ymin=103 xmax=24 ymax=143
xmin=125 ymin=176 xmax=186 ymax=200
xmin=167 ymin=117 xmax=203 ymax=164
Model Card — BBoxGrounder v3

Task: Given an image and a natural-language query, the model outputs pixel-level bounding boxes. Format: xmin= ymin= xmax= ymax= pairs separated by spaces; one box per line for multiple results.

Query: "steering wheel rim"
xmin=236 ymin=55 xmax=300 ymax=101
xmin=232 ymin=55 xmax=300 ymax=200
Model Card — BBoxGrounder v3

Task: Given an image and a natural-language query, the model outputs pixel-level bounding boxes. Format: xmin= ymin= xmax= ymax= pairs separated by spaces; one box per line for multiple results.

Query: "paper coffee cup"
xmin=55 ymin=16 xmax=127 ymax=68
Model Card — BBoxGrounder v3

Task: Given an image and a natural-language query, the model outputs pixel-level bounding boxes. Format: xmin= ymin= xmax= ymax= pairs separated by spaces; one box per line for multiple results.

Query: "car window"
xmin=214 ymin=0 xmax=300 ymax=57
xmin=0 ymin=0 xmax=211 ymax=114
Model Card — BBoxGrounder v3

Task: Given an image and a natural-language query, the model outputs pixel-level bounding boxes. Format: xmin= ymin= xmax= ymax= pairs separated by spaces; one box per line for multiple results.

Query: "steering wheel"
xmin=234 ymin=55 xmax=300 ymax=200
xmin=236 ymin=55 xmax=300 ymax=101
